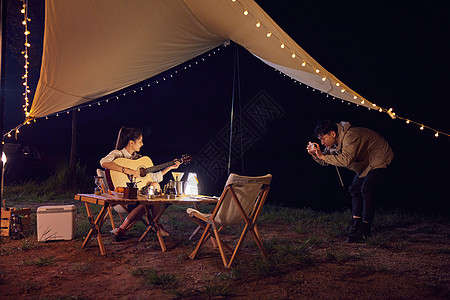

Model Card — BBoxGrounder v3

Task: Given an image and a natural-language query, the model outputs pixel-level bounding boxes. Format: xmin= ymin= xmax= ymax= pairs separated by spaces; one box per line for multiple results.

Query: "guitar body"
xmin=109 ymin=156 xmax=155 ymax=190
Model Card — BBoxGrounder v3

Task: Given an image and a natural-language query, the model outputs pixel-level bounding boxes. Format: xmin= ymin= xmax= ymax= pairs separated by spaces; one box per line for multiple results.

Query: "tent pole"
xmin=227 ymin=44 xmax=238 ymax=176
xmin=0 ymin=0 xmax=7 ymax=209
xmin=227 ymin=43 xmax=243 ymax=176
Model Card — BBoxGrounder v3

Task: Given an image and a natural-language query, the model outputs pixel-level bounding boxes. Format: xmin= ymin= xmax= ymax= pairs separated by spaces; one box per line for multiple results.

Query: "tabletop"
xmin=74 ymin=193 xmax=219 ymax=205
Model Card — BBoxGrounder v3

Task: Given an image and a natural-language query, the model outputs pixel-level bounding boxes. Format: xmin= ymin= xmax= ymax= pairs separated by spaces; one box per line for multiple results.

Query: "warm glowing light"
xmin=24 ymin=30 xmax=30 ymax=35
xmin=336 ymin=83 xmax=340 ymax=86
xmin=256 ymin=21 xmax=260 ymax=27
xmin=406 ymin=120 xmax=410 ymax=124
xmin=291 ymin=53 xmax=296 ymax=58
xmin=315 ymin=69 xmax=319 ymax=73
xmin=243 ymin=10 xmax=248 ymax=15
xmin=435 ymin=132 xmax=439 ymax=137
xmin=280 ymin=43 xmax=285 ymax=48
xmin=361 ymin=100 xmax=365 ymax=104
xmin=301 ymin=61 xmax=306 ymax=67
xmin=379 ymin=108 xmax=383 ymax=112
xmin=341 ymin=88 xmax=345 ymax=93
xmin=322 ymin=76 xmax=326 ymax=81
xmin=420 ymin=126 xmax=424 ymax=130
xmin=372 ymin=103 xmax=376 ymax=107
xmin=266 ymin=32 xmax=272 ymax=37
xmin=353 ymin=95 xmax=357 ymax=100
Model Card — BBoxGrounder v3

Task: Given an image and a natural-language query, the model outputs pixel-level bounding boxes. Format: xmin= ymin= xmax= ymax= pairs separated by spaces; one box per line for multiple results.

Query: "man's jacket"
xmin=313 ymin=121 xmax=394 ymax=177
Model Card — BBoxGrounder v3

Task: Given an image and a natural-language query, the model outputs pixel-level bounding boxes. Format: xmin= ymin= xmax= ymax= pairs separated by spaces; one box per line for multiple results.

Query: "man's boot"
xmin=362 ymin=222 xmax=371 ymax=239
xmin=346 ymin=218 xmax=364 ymax=243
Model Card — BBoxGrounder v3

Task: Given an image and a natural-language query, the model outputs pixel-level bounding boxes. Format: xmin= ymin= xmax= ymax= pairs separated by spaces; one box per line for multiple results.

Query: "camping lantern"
xmin=184 ymin=173 xmax=198 ymax=196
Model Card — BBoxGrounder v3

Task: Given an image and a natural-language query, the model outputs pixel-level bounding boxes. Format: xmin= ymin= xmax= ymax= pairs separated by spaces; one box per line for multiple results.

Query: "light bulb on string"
xmin=420 ymin=126 xmax=424 ymax=130
xmin=435 ymin=132 xmax=439 ymax=137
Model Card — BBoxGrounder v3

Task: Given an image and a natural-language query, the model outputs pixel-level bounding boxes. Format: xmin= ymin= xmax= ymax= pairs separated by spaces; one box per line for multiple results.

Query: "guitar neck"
xmin=145 ymin=160 xmax=177 ymax=173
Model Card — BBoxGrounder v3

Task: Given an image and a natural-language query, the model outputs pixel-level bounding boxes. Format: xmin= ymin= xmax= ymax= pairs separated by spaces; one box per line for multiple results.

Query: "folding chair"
xmin=186 ymin=173 xmax=272 ymax=268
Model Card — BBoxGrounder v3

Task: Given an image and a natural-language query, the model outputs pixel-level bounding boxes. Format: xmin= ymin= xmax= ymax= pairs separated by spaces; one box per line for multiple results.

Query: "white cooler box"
xmin=37 ymin=205 xmax=76 ymax=241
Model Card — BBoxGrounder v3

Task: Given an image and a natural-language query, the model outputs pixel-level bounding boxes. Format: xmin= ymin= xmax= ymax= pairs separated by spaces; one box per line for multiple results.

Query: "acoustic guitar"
xmin=105 ymin=154 xmax=191 ymax=190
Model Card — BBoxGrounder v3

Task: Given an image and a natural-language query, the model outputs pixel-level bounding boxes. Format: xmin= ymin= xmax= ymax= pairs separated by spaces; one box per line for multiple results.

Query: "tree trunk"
xmin=69 ymin=110 xmax=77 ymax=187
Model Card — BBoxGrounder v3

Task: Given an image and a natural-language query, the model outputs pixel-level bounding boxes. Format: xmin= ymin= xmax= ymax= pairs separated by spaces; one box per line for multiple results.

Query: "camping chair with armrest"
xmin=96 ymin=169 xmax=149 ymax=230
xmin=186 ymin=173 xmax=272 ymax=268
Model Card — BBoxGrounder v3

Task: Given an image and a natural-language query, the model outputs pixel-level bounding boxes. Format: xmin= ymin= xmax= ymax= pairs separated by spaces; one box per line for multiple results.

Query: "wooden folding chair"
xmin=186 ymin=173 xmax=272 ymax=268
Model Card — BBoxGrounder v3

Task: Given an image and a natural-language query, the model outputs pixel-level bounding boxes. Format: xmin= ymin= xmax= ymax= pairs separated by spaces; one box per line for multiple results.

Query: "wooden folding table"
xmin=74 ymin=193 xmax=217 ymax=256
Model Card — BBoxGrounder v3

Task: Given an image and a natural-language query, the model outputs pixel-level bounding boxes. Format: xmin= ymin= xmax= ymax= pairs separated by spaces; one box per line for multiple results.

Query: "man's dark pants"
xmin=348 ymin=168 xmax=388 ymax=223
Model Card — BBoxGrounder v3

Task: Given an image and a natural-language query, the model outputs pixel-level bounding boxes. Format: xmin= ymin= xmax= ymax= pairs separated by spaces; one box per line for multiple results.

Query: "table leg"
xmin=139 ymin=204 xmax=170 ymax=252
xmin=82 ymin=202 xmax=109 ymax=256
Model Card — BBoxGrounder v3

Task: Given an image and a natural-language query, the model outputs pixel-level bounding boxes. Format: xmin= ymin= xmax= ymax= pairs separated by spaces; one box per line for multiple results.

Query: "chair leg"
xmin=251 ymin=224 xmax=267 ymax=258
xmin=189 ymin=223 xmax=212 ymax=260
xmin=211 ymin=222 xmax=230 ymax=268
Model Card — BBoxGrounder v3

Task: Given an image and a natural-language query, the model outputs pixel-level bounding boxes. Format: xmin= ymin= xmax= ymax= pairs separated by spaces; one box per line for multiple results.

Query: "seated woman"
xmin=100 ymin=126 xmax=181 ymax=238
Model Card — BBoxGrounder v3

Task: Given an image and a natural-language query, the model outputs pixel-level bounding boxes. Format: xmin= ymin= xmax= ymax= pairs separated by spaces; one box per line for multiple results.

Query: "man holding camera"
xmin=306 ymin=120 xmax=394 ymax=243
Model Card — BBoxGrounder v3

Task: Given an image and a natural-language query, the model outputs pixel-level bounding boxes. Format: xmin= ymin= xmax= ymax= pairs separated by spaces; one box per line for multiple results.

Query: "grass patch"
xmin=131 ymin=267 xmax=177 ymax=288
xmin=16 ymin=238 xmax=42 ymax=251
xmin=170 ymin=282 xmax=235 ymax=299
xmin=21 ymin=256 xmax=56 ymax=266
xmin=4 ymin=163 xmax=92 ymax=204
xmin=326 ymin=250 xmax=359 ymax=263
xmin=0 ymin=269 xmax=5 ymax=284
xmin=71 ymin=262 xmax=93 ymax=273
xmin=436 ymin=248 xmax=450 ymax=254
xmin=231 ymin=238 xmax=314 ymax=279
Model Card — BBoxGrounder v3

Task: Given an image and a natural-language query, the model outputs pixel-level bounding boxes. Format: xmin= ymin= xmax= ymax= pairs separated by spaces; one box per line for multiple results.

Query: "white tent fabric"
xmin=29 ymin=0 xmax=372 ymax=119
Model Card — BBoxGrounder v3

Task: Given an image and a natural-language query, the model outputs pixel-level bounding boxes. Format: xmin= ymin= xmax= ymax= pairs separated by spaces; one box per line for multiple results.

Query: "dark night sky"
xmin=3 ymin=1 xmax=449 ymax=214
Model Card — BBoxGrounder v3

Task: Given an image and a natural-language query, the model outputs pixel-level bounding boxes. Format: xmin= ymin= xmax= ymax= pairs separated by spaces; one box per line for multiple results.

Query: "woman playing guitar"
xmin=100 ymin=127 xmax=181 ymax=239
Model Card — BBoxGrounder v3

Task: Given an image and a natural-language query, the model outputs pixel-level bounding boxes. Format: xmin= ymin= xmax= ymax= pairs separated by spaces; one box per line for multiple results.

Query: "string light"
xmin=21 ymin=0 xmax=31 ymax=118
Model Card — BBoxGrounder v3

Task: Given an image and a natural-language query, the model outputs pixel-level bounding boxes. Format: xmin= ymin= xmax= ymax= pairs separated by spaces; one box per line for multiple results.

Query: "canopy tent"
xmin=28 ymin=0 xmax=377 ymax=120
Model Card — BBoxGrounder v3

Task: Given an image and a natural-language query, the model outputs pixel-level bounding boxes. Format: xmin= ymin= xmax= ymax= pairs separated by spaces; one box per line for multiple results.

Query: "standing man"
xmin=306 ymin=120 xmax=394 ymax=243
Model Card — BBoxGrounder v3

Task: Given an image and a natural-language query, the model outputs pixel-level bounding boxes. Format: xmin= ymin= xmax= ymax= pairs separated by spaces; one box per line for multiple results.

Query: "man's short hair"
xmin=313 ymin=120 xmax=337 ymax=137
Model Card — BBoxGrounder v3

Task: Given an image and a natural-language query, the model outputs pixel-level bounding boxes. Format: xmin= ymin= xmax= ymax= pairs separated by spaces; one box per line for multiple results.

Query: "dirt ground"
xmin=0 ymin=202 xmax=449 ymax=300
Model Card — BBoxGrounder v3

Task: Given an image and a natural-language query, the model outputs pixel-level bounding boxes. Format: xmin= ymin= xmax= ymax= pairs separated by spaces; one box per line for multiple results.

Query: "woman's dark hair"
xmin=313 ymin=120 xmax=337 ymax=137
xmin=115 ymin=127 xmax=143 ymax=150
